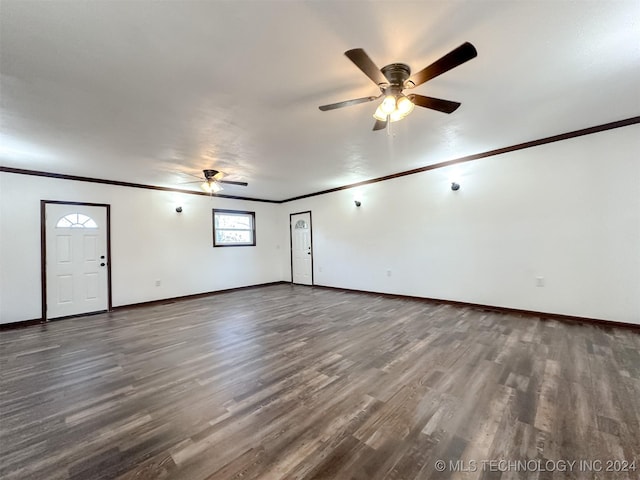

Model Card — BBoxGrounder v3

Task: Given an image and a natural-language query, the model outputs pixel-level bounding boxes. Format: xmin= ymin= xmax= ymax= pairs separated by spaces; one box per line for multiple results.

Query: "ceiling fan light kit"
xmin=373 ymin=93 xmax=415 ymax=122
xmin=319 ymin=42 xmax=477 ymax=131
xmin=201 ymin=169 xmax=224 ymax=193
xmin=201 ymin=181 xmax=223 ymax=193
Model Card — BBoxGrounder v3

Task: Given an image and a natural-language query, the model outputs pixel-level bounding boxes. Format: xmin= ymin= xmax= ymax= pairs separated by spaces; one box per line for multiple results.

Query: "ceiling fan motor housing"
xmin=381 ymin=63 xmax=411 ymax=89
xmin=203 ymin=169 xmax=219 ymax=181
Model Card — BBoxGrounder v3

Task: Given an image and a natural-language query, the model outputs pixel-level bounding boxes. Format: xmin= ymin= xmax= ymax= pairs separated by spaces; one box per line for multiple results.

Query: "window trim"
xmin=212 ymin=209 xmax=256 ymax=247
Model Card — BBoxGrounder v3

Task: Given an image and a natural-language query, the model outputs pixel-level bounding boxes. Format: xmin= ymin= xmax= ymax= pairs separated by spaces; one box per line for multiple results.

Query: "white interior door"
xmin=291 ymin=212 xmax=313 ymax=285
xmin=45 ymin=203 xmax=109 ymax=319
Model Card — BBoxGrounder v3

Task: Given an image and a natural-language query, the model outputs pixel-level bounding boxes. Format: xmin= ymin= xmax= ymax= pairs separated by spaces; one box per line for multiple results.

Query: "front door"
xmin=290 ymin=211 xmax=313 ymax=285
xmin=44 ymin=202 xmax=110 ymax=319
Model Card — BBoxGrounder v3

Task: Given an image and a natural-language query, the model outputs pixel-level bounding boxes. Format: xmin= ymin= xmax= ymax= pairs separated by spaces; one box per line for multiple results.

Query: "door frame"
xmin=40 ymin=200 xmax=113 ymax=321
xmin=289 ymin=210 xmax=314 ymax=285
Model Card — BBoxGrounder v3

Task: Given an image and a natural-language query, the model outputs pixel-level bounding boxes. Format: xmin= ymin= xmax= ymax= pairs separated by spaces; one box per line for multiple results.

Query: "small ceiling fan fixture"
xmin=319 ymin=42 xmax=478 ymax=131
xmin=180 ymin=169 xmax=249 ymax=194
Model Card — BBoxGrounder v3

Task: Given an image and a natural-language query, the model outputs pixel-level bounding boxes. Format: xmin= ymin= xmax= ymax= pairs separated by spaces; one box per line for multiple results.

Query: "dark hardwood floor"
xmin=1 ymin=284 xmax=639 ymax=479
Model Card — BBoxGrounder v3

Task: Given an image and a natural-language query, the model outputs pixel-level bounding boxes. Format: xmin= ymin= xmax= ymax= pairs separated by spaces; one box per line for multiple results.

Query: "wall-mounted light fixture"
xmin=354 ymin=200 xmax=362 ymax=207
xmin=176 ymin=206 xmax=183 ymax=213
xmin=451 ymin=182 xmax=460 ymax=191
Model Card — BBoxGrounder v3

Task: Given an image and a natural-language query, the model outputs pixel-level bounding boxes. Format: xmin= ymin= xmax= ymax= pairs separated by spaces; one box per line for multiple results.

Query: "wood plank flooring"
xmin=1 ymin=284 xmax=639 ymax=479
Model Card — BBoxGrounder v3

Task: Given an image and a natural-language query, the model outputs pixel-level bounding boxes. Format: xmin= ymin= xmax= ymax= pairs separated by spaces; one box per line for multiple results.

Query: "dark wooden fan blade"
xmin=180 ymin=171 xmax=204 ymax=180
xmin=407 ymin=42 xmax=477 ymax=88
xmin=373 ymin=119 xmax=387 ymax=131
xmin=345 ymin=49 xmax=388 ymax=86
xmin=409 ymin=94 xmax=461 ymax=114
xmin=219 ymin=180 xmax=248 ymax=187
xmin=319 ymin=96 xmax=378 ymax=111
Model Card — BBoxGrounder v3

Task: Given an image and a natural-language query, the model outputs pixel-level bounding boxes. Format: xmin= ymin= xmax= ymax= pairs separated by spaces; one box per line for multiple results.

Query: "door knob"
xmin=100 ymin=263 xmax=106 ymax=267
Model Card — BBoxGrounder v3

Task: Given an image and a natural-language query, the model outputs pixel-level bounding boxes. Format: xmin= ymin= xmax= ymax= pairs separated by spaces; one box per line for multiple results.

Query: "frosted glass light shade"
xmin=396 ymin=95 xmax=414 ymax=115
xmin=202 ymin=181 xmax=223 ymax=193
xmin=389 ymin=109 xmax=405 ymax=122
xmin=381 ymin=95 xmax=397 ymax=114
xmin=373 ymin=105 xmax=388 ymax=121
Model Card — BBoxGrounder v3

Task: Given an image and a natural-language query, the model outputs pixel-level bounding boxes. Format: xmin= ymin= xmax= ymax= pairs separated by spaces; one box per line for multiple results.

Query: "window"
xmin=56 ymin=213 xmax=98 ymax=229
xmin=213 ymin=209 xmax=256 ymax=247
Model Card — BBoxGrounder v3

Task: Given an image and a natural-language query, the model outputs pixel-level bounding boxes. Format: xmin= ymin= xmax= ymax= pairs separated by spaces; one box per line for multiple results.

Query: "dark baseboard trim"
xmin=0 ymin=318 xmax=44 ymax=331
xmin=311 ymin=284 xmax=640 ymax=331
xmin=0 ymin=281 xmax=289 ymax=330
xmin=3 ymin=282 xmax=637 ymax=332
xmin=112 ymin=281 xmax=290 ymax=311
xmin=1 ymin=310 xmax=116 ymax=330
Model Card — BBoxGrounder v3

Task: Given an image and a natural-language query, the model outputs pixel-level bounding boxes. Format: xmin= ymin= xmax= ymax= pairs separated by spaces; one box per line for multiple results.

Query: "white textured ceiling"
xmin=1 ymin=1 xmax=638 ymax=200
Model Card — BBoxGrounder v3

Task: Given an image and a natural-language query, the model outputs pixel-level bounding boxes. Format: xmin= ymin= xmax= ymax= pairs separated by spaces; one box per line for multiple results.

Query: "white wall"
xmin=0 ymin=174 xmax=285 ymax=324
xmin=282 ymin=125 xmax=640 ymax=324
xmin=3 ymin=125 xmax=638 ymax=326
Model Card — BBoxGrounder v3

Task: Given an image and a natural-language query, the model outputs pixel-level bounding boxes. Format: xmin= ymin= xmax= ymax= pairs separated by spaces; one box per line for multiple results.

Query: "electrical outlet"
xmin=536 ymin=276 xmax=545 ymax=287
xmin=155 ymin=280 xmax=161 ymax=287
xmin=386 ymin=269 xmax=392 ymax=277
xmin=318 ymin=266 xmax=323 ymax=273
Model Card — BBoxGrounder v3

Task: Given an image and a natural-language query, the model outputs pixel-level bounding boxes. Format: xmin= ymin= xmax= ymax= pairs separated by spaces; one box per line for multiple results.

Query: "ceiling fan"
xmin=319 ymin=42 xmax=477 ymax=131
xmin=181 ymin=169 xmax=248 ymax=193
